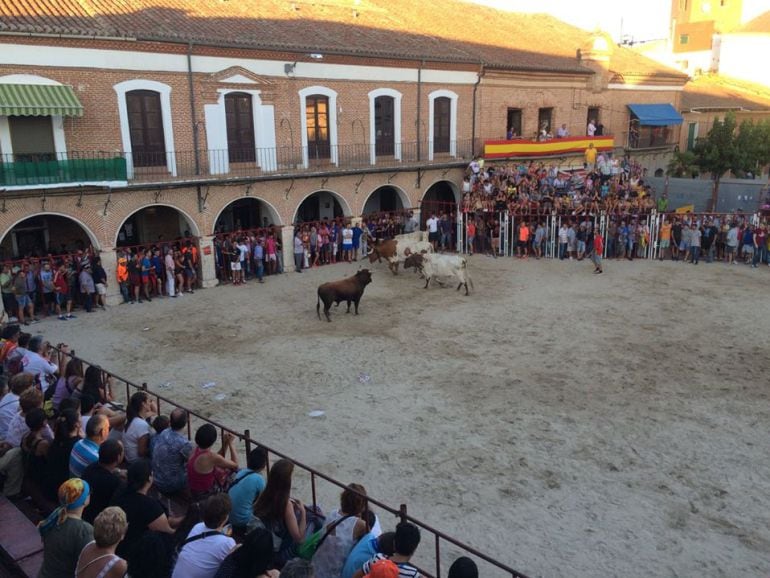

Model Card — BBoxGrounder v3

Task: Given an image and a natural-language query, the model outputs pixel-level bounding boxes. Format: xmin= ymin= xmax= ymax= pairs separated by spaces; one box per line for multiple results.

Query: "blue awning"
xmin=627 ymin=104 xmax=683 ymax=126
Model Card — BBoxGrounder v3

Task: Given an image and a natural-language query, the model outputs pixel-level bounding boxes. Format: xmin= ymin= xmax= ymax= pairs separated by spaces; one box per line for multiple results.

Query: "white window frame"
xmin=368 ymin=88 xmax=402 ymax=164
xmin=428 ymin=89 xmax=458 ymax=160
xmin=299 ymin=86 xmax=338 ymax=168
xmin=0 ymin=74 xmax=68 ymax=161
xmin=114 ymin=79 xmax=176 ymax=177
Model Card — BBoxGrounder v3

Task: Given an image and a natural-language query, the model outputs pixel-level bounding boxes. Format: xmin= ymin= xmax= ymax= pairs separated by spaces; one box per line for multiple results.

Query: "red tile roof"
xmin=682 ymin=74 xmax=770 ymax=111
xmin=732 ymin=11 xmax=770 ymax=34
xmin=0 ymin=0 xmax=687 ymax=79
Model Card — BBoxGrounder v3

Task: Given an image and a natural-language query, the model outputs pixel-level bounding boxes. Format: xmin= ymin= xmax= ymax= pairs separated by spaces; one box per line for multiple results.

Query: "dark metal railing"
xmin=52 ymin=346 xmax=531 ymax=578
xmin=0 ymin=140 xmax=475 ymax=188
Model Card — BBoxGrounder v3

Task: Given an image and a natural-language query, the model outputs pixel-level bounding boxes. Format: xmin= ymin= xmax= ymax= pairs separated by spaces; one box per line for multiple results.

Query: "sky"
xmin=470 ymin=0 xmax=672 ymax=43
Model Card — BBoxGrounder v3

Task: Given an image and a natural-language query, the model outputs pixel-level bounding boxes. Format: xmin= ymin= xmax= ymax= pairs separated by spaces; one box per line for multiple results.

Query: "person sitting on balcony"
xmin=556 ymin=123 xmax=569 ymax=138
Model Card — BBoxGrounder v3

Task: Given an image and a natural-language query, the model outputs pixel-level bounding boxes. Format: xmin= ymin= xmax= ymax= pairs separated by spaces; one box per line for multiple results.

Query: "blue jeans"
xmin=606 ymin=238 xmax=615 ymax=258
xmin=559 ymin=243 xmax=567 ymax=259
xmin=256 ymin=261 xmax=264 ymax=281
xmin=691 ymin=246 xmax=701 ymax=263
xmin=753 ymin=246 xmax=767 ymax=266
xmin=119 ymin=282 xmax=129 ymax=303
xmin=294 ymin=253 xmax=303 ymax=272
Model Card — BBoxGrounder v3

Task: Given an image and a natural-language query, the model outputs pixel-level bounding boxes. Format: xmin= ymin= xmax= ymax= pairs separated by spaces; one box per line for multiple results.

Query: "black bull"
xmin=316 ymin=269 xmax=373 ymax=322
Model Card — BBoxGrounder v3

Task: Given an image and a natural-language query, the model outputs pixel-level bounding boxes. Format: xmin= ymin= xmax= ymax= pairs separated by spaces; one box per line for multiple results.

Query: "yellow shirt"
xmin=584 ymin=148 xmax=597 ymax=165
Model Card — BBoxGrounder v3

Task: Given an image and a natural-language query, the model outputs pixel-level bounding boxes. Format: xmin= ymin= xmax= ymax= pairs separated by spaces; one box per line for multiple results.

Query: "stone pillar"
xmin=281 ymin=225 xmax=296 ymax=274
xmin=100 ymin=247 xmax=123 ymax=306
xmin=199 ymin=235 xmax=219 ymax=288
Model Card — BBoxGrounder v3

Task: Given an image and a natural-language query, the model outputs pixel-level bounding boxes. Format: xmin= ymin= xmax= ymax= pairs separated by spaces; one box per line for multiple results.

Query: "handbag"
xmin=297 ymin=514 xmax=353 ymax=560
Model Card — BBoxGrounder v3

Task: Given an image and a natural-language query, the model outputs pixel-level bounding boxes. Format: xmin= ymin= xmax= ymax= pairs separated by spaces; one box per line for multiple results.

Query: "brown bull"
xmin=367 ymin=239 xmax=400 ymax=274
xmin=316 ymin=269 xmax=373 ymax=322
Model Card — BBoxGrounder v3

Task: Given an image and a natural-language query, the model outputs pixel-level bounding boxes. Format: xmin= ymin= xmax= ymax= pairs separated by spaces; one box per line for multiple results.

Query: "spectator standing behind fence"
xmin=294 ymin=233 xmax=305 ymax=273
xmin=426 ymin=214 xmax=439 ymax=251
xmin=593 ymin=228 xmax=604 ymax=274
xmin=79 ymin=263 xmax=95 ymax=313
xmin=116 ymin=251 xmax=129 ymax=303
xmin=690 ymin=223 xmax=702 ymax=264
xmin=13 ymin=267 xmax=35 ymax=325
xmin=253 ymin=239 xmax=265 ymax=283
xmin=164 ymin=248 xmax=176 ymax=297
xmin=587 ymin=119 xmax=596 ymax=136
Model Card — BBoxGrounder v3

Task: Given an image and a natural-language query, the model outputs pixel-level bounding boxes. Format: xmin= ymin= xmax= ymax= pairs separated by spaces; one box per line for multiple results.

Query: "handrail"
xmin=51 ymin=347 xmax=532 ymax=578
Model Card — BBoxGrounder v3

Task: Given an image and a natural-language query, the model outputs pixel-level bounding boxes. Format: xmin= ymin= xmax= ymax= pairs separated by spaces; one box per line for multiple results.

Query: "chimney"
xmin=579 ymin=30 xmax=614 ymax=92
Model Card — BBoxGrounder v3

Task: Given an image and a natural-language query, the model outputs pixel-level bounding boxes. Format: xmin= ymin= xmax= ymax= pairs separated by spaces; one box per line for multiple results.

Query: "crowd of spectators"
xmin=0 ymin=238 xmax=201 ymax=325
xmin=0 ymin=331 xmax=480 ymax=578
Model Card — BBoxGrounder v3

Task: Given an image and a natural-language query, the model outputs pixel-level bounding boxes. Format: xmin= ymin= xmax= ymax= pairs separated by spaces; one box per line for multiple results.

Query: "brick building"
xmin=0 ymin=0 xmax=687 ymax=301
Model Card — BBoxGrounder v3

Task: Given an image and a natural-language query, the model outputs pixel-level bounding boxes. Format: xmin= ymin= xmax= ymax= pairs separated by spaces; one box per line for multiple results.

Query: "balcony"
xmin=0 ymin=153 xmax=127 ymax=188
xmin=483 ymin=135 xmax=615 ymax=159
xmin=1 ymin=140 xmax=475 ymax=189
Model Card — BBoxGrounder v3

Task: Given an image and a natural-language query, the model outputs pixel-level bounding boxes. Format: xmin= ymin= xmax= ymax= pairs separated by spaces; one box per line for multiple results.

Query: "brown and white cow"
xmin=367 ymin=237 xmax=433 ymax=275
xmin=316 ymin=269 xmax=373 ymax=322
xmin=402 ymin=253 xmax=473 ymax=295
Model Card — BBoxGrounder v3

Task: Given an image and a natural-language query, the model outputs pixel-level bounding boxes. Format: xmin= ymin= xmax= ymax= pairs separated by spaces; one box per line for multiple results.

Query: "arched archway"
xmin=0 ymin=213 xmax=100 ymax=260
xmin=421 ymin=180 xmax=459 ymax=228
xmin=213 ymin=197 xmax=282 ymax=234
xmin=362 ymin=185 xmax=410 ymax=215
xmin=293 ymin=190 xmax=352 ymax=224
xmin=115 ymin=204 xmax=200 ymax=247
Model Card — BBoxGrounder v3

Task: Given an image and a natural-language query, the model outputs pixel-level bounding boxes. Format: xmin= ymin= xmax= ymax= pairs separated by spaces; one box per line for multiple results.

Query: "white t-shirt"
xmin=237 ymin=244 xmax=248 ymax=261
xmin=123 ymin=416 xmax=152 ymax=464
xmin=22 ymin=352 xmax=58 ymax=393
xmin=0 ymin=392 xmax=20 ymax=441
xmin=171 ymin=522 xmax=235 ymax=578
xmin=426 ymin=217 xmax=439 ymax=233
xmin=342 ymin=228 xmax=353 ymax=245
xmin=587 ymin=122 xmax=596 ymax=136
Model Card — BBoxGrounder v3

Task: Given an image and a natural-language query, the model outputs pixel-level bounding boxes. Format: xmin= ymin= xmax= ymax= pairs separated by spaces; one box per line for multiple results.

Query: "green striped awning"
xmin=0 ymin=84 xmax=83 ymax=117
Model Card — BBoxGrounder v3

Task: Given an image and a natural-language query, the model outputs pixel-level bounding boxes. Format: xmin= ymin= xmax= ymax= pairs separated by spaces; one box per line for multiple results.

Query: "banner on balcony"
xmin=483 ymin=136 xmax=614 ymax=159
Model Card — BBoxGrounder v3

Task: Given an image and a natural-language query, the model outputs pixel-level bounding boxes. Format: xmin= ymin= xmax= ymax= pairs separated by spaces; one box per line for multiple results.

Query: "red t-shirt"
xmin=54 ymin=272 xmax=68 ymax=294
xmin=593 ymin=234 xmax=604 ymax=254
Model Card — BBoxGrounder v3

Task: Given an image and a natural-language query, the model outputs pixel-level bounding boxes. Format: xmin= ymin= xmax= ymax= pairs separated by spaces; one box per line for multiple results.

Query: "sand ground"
xmin=39 ymin=255 xmax=770 ymax=578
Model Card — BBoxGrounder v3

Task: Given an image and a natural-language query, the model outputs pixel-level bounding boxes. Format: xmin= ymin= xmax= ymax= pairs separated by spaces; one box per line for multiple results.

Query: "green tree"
xmin=693 ymin=113 xmax=770 ymax=210
xmin=666 ymin=150 xmax=699 ymax=178
xmin=693 ymin=113 xmax=738 ymax=211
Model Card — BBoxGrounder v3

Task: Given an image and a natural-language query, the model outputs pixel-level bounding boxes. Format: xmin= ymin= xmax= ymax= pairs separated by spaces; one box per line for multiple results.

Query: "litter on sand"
xmin=308 ymin=410 xmax=325 ymax=418
xmin=357 ymin=373 xmax=371 ymax=384
xmin=159 ymin=382 xmax=172 ymax=389
xmin=213 ymin=393 xmax=227 ymax=401
xmin=201 ymin=382 xmax=216 ymax=389
xmin=142 ymin=327 xmax=150 ymax=331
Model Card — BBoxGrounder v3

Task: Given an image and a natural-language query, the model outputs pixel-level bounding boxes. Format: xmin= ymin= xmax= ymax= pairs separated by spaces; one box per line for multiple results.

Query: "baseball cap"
xmin=365 ymin=559 xmax=399 ymax=578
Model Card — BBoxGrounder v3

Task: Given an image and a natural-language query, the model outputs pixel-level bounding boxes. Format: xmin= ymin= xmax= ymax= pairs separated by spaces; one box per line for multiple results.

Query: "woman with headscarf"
xmin=38 ymin=478 xmax=94 ymax=578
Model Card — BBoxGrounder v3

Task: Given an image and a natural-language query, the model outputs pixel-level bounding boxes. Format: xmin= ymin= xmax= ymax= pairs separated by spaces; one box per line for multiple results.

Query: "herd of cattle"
xmin=316 ymin=233 xmax=473 ymax=322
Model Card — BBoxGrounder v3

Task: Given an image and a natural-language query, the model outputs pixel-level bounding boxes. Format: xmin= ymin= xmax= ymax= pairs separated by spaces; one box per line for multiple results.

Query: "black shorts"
xmin=428 ymin=232 xmax=439 ymax=242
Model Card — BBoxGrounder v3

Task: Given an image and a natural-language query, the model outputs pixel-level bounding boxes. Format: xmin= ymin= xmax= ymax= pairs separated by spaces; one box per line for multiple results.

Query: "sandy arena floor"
xmin=40 ymin=255 xmax=770 ymax=578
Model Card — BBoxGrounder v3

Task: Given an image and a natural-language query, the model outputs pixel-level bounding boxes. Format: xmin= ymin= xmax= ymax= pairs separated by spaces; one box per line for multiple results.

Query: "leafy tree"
xmin=666 ymin=150 xmax=699 ymax=178
xmin=693 ymin=113 xmax=738 ymax=211
xmin=693 ymin=113 xmax=770 ymax=210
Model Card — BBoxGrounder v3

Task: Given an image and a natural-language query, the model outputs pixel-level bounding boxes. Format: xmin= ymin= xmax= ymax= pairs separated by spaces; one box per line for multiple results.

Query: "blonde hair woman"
xmin=76 ymin=506 xmax=128 ymax=577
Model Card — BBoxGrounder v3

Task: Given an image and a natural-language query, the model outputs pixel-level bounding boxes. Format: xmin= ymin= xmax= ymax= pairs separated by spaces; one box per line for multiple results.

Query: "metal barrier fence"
xmin=52 ymin=346 xmax=530 ymax=578
xmin=458 ymin=211 xmax=766 ymax=261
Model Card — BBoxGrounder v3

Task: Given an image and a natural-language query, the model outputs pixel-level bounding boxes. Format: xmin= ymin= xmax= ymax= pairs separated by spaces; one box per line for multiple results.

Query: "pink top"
xmin=186 ymin=446 xmax=216 ymax=495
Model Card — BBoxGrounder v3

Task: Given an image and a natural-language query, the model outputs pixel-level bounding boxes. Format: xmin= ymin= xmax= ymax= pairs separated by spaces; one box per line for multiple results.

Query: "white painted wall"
xmin=0 ymin=43 xmax=479 ymax=85
xmin=719 ymin=35 xmax=770 ymax=89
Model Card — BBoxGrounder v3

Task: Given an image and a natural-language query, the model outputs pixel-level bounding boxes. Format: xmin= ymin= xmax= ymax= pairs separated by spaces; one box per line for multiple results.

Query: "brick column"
xmin=199 ymin=235 xmax=219 ymax=288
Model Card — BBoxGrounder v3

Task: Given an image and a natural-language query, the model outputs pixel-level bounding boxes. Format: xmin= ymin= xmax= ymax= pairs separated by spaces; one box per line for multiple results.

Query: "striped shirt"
xmin=363 ymin=555 xmax=420 ymax=578
xmin=70 ymin=438 xmax=100 ymax=477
